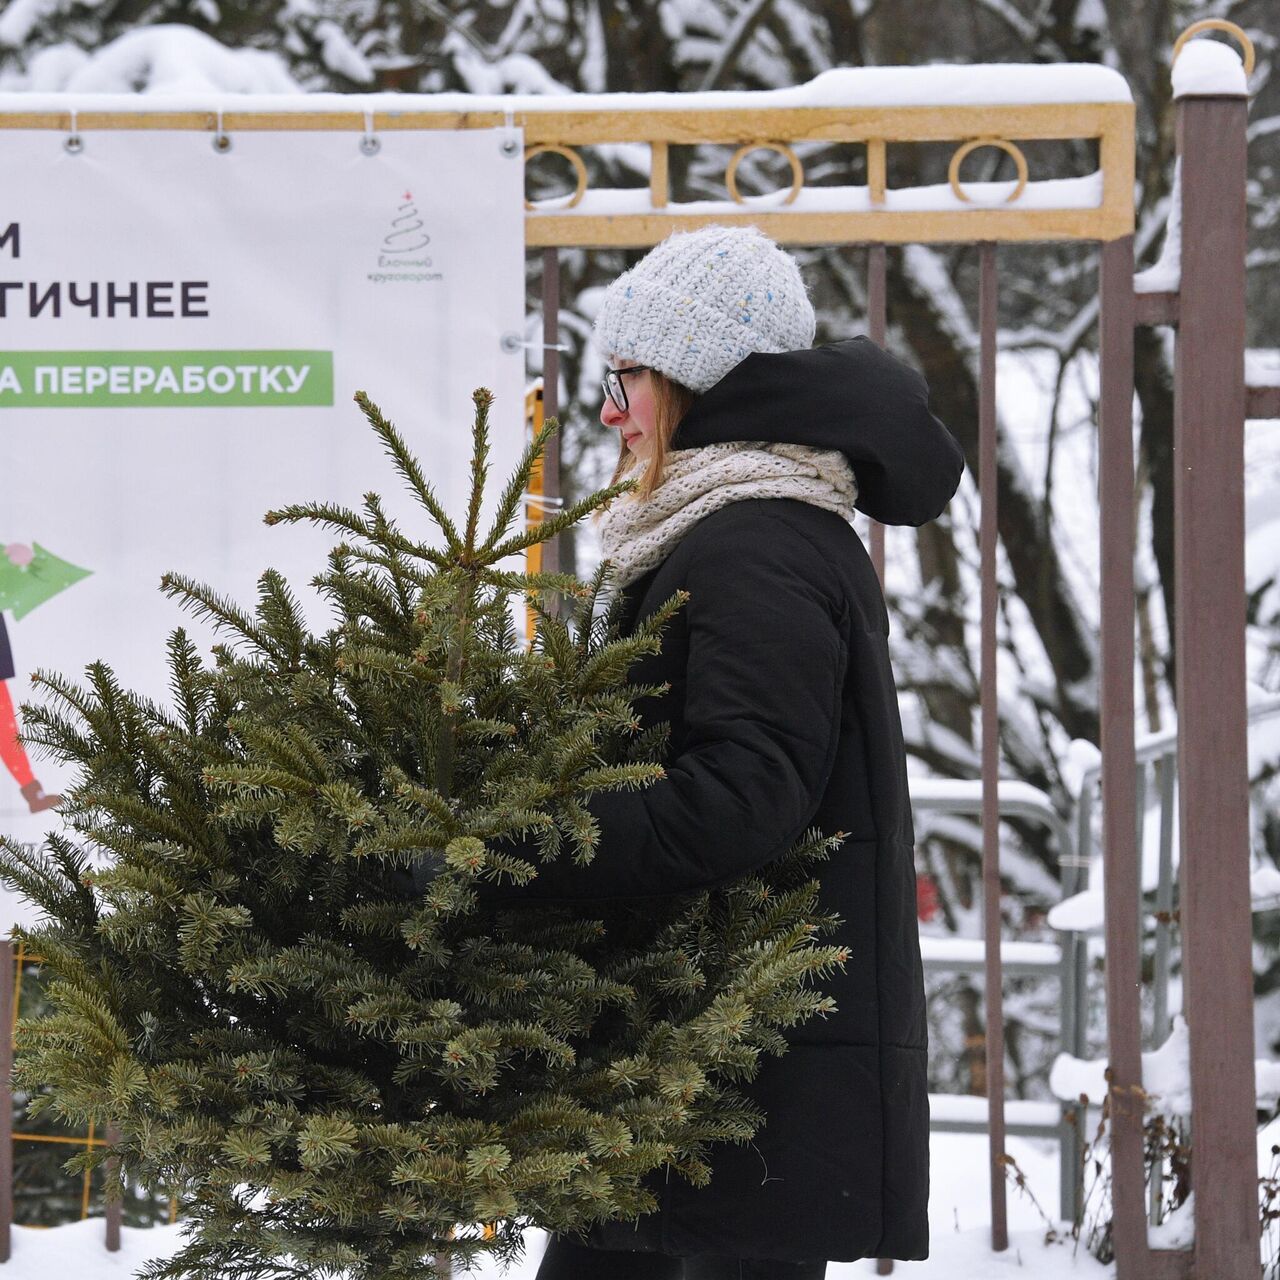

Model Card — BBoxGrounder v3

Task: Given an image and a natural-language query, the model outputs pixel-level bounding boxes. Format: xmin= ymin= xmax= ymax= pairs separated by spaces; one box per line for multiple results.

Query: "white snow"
xmin=1247 ymin=348 xmax=1280 ymax=389
xmin=1046 ymin=888 xmax=1105 ymax=933
xmin=1043 ymin=691 xmax=1280 ymax=941
xmin=314 ymin=20 xmax=374 ymax=86
xmin=531 ymin=172 xmax=1104 ymax=216
xmin=908 ymin=777 xmax=1058 ymax=813
xmin=1259 ymin=1060 xmax=1280 ymax=1108
xmin=927 ymin=1094 xmax=1061 ymax=1129
xmin=0 ymin=0 xmax=105 ymax=51
xmin=1050 ymin=1015 xmax=1280 ymax=1113
xmin=1171 ymin=36 xmax=1250 ymax=99
xmin=1 ymin=62 xmax=1132 ymax=115
xmin=1147 ymin=1191 xmax=1195 ymax=1250
xmin=1046 ymin=833 xmax=1280 ymax=935
xmin=10 ymin=42 xmax=91 ymax=93
xmin=1060 ymin=739 xmax=1101 ymax=797
xmin=0 ymin=1131 xmax=1116 ymax=1280
xmin=1253 ymin=710 xmax=1280 ymax=777
xmin=41 ymin=26 xmax=303 ymax=96
xmin=444 ymin=33 xmax=575 ymax=98
xmin=920 ymin=935 xmax=1061 ymax=968
xmin=1253 ymin=865 xmax=1280 ymax=908
xmin=1133 ymin=155 xmax=1180 ymax=294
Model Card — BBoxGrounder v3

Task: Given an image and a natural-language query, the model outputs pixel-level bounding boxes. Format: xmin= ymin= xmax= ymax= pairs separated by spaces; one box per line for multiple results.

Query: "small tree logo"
xmin=382 ymin=191 xmax=430 ymax=254
xmin=369 ymin=191 xmax=441 ymax=282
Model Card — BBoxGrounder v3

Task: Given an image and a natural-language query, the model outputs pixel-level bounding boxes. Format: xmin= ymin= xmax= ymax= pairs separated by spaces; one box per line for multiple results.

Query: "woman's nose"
xmin=600 ymin=395 xmax=627 ymax=428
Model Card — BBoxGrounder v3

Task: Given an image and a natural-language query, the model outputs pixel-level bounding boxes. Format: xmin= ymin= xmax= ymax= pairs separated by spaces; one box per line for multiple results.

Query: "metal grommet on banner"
xmin=360 ymin=106 xmax=380 ymax=156
xmin=212 ymin=107 xmax=231 ymax=153
xmin=499 ymin=105 xmax=520 ymax=158
xmin=64 ymin=108 xmax=83 ymax=154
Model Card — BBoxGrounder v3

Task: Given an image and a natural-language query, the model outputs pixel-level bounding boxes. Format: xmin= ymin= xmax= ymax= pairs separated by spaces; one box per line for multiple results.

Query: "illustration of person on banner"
xmin=0 ymin=541 xmax=92 ymax=813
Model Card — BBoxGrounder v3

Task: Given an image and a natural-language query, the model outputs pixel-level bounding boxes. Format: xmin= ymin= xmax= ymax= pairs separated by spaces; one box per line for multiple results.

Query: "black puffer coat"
xmin=495 ymin=337 xmax=964 ymax=1263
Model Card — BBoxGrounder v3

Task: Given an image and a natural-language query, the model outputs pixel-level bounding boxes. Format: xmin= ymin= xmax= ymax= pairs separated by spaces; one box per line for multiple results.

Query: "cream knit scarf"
xmin=594 ymin=440 xmax=858 ymax=591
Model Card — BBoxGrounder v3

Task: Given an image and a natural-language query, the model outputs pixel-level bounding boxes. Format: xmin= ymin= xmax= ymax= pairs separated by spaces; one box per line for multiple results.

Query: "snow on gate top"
xmin=1 ymin=63 xmax=1136 ymax=115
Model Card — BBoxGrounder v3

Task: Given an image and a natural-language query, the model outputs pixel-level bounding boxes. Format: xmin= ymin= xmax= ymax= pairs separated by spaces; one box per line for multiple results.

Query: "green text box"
xmin=0 ymin=350 xmax=334 ymax=407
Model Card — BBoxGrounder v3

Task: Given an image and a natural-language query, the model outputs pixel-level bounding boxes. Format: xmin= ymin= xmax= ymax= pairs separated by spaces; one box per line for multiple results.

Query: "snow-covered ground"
xmin=14 ymin=1108 xmax=1260 ymax=1273
xmin=0 ymin=1131 xmax=1110 ymax=1279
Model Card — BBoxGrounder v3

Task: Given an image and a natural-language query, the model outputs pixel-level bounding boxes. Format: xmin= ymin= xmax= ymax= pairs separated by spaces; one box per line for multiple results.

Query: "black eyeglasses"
xmin=602 ymin=363 xmax=653 ymax=414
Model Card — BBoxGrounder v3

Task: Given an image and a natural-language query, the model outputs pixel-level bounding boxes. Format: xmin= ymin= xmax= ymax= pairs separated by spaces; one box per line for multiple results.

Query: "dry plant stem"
xmin=998 ymin=1151 xmax=1059 ymax=1240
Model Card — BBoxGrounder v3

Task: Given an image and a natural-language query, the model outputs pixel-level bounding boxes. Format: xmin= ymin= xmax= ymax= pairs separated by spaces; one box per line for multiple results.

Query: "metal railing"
xmin=911 ymin=692 xmax=1280 ymax=1238
xmin=911 ymin=779 xmax=1086 ymax=1225
xmin=1065 ymin=693 xmax=1280 ymax=1225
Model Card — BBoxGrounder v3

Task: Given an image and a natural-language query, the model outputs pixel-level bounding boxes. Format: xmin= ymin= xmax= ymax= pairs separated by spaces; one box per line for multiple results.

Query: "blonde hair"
xmin=593 ymin=371 xmax=698 ymax=522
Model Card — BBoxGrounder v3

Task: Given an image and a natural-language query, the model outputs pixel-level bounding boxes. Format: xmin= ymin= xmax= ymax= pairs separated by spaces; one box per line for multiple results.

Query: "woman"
xmin=502 ymin=225 xmax=965 ymax=1278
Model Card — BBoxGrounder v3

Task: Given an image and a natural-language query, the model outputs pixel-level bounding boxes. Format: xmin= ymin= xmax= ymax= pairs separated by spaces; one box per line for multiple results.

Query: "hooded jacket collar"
xmin=670 ymin=336 xmax=965 ymax=527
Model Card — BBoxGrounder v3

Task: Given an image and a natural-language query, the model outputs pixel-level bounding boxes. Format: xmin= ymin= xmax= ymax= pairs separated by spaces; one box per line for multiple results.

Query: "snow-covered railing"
xmin=927 ymin=1094 xmax=1062 ymax=1137
xmin=0 ymin=63 xmax=1137 ymax=249
xmin=909 ymin=688 xmax=1280 ymax=1242
xmin=911 ymin=776 xmax=1086 ymax=1226
xmin=1043 ymin=691 xmax=1280 ymax=1234
xmin=1056 ymin=692 xmax=1280 ymax=1047
xmin=918 ymin=935 xmax=1061 ymax=976
xmin=911 ymin=777 xmax=1074 ymax=869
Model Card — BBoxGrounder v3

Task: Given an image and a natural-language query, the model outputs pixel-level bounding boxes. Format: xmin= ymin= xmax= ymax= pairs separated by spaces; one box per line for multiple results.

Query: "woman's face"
xmin=600 ymin=356 xmax=657 ymax=456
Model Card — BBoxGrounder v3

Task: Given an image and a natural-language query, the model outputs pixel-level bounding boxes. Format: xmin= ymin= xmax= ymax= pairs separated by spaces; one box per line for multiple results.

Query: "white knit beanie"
xmin=592 ymin=224 xmax=816 ymax=394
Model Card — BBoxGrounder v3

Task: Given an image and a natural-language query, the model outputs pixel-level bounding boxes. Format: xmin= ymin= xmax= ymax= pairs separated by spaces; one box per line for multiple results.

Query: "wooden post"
xmin=1173 ymin=89 xmax=1258 ymax=1280
xmin=977 ymin=240 xmax=1008 ymax=1253
xmin=540 ymin=247 xmax=561 ymax=590
xmin=1098 ymin=230 xmax=1154 ymax=1277
xmin=867 ymin=243 xmax=886 ymax=587
xmin=104 ymin=1123 xmax=121 ymax=1251
xmin=868 ymin=237 xmax=892 ymax=1280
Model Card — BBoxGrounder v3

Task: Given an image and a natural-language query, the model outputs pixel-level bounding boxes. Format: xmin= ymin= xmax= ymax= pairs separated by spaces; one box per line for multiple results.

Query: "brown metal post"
xmin=1173 ymin=91 xmax=1258 ymax=1279
xmin=541 ymin=247 xmax=562 ymax=587
xmin=867 ymin=244 xmax=887 ymax=588
xmin=868 ymin=241 xmax=891 ymax=1277
xmin=1098 ymin=230 xmax=1154 ymax=1278
xmin=104 ymin=1123 xmax=121 ymax=1251
xmin=0 ymin=940 xmax=12 ymax=1262
xmin=977 ymin=241 xmax=1008 ymax=1252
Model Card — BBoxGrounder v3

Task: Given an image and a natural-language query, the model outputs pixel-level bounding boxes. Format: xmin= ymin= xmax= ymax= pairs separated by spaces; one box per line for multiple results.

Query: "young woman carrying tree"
xmin=500 ymin=224 xmax=965 ymax=1279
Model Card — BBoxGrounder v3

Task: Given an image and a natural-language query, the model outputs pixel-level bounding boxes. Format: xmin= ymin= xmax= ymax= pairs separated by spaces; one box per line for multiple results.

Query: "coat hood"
xmin=669 ymin=336 xmax=965 ymax=527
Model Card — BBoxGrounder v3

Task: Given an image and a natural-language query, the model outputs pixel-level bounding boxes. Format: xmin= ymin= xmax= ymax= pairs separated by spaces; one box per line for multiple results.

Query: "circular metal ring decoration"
xmin=726 ymin=141 xmax=804 ymax=206
xmin=948 ymin=137 xmax=1029 ymax=205
xmin=1172 ymin=18 xmax=1255 ymax=79
xmin=523 ymin=144 xmax=588 ymax=211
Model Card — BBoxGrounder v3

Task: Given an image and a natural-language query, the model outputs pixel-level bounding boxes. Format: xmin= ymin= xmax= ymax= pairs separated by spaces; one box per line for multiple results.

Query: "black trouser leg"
xmin=682 ymin=1255 xmax=827 ymax=1280
xmin=534 ymin=1235 xmax=683 ymax=1280
xmin=534 ymin=1235 xmax=827 ymax=1280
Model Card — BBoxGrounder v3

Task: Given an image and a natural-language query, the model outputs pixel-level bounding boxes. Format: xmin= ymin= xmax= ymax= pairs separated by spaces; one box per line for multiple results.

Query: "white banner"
xmin=0 ymin=118 xmax=527 ymax=830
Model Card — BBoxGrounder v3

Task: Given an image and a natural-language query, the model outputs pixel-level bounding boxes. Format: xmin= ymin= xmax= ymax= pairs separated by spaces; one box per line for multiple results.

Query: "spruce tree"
xmin=10 ymin=960 xmax=172 ymax=1228
xmin=0 ymin=387 xmax=850 ymax=1280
